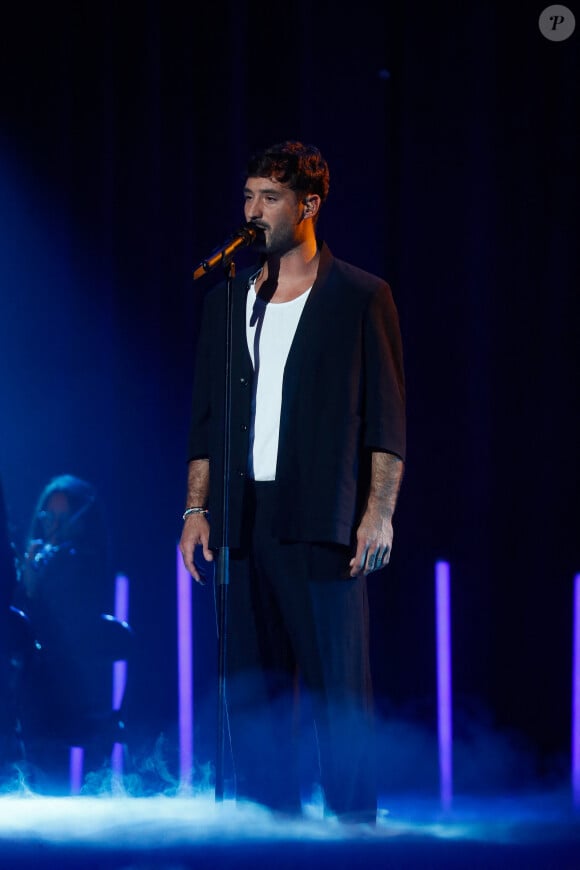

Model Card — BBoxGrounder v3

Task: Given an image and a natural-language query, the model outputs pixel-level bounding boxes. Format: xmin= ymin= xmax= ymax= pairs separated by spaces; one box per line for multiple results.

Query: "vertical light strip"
xmin=111 ymin=573 xmax=130 ymax=786
xmin=69 ymin=746 xmax=84 ymax=795
xmin=435 ymin=559 xmax=453 ymax=811
xmin=112 ymin=573 xmax=130 ymax=710
xmin=110 ymin=741 xmax=124 ymax=789
xmin=112 ymin=659 xmax=127 ymax=713
xmin=177 ymin=544 xmax=194 ymax=792
xmin=572 ymin=573 xmax=580 ymax=805
xmin=114 ymin=572 xmax=130 ymax=623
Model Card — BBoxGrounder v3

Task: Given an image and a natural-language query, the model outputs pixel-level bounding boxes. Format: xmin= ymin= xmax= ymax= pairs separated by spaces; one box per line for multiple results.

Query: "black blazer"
xmin=187 ymin=242 xmax=406 ymax=550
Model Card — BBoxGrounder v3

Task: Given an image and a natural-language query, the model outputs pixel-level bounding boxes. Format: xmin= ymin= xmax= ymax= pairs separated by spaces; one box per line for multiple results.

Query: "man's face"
xmin=243 ymin=176 xmax=304 ymax=255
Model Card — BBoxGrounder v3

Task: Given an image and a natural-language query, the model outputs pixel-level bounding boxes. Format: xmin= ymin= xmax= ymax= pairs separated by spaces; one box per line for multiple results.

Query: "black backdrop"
xmin=1 ymin=1 xmax=578 ymax=793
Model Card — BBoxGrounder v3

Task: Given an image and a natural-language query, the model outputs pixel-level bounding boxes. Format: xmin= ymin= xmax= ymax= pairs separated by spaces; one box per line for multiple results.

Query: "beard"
xmin=251 ymin=222 xmax=298 ymax=257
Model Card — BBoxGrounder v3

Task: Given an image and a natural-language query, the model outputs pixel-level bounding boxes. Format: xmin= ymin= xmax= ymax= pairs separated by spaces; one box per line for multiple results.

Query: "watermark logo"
xmin=539 ymin=5 xmax=576 ymax=41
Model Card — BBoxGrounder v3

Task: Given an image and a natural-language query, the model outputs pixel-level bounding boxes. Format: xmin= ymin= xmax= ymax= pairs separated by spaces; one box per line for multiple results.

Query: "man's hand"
xmin=179 ymin=514 xmax=213 ymax=585
xmin=349 ymin=451 xmax=403 ymax=578
xmin=180 ymin=458 xmax=211 ymax=584
xmin=349 ymin=508 xmax=393 ymax=577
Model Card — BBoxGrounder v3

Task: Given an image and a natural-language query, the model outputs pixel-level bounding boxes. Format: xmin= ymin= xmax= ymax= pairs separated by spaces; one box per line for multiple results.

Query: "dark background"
xmin=1 ymin=1 xmax=578 ymax=795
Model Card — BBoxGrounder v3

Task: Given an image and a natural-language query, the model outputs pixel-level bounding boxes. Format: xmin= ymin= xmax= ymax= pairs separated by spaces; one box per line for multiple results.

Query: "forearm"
xmin=349 ymin=451 xmax=404 ymax=577
xmin=366 ymin=451 xmax=404 ymax=519
xmin=184 ymin=458 xmax=210 ymax=509
xmin=180 ymin=458 xmax=212 ymax=584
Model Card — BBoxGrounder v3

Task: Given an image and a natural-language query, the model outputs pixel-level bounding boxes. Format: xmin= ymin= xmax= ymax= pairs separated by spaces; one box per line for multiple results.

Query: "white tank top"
xmin=246 ymin=281 xmax=311 ymax=480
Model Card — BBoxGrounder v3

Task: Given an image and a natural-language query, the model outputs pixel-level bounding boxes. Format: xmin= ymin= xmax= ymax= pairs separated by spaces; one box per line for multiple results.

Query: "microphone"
xmin=193 ymin=223 xmax=259 ymax=281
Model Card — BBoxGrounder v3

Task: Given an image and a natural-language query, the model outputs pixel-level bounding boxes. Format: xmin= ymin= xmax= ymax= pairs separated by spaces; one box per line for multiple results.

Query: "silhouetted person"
xmin=13 ymin=474 xmax=123 ymax=793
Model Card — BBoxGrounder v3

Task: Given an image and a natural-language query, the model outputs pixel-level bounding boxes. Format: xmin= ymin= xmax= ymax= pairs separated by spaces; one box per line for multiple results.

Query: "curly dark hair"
xmin=246 ymin=140 xmax=330 ymax=204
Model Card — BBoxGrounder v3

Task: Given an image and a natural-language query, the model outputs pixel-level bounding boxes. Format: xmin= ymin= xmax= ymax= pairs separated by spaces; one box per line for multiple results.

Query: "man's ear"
xmin=302 ymin=195 xmax=321 ymax=220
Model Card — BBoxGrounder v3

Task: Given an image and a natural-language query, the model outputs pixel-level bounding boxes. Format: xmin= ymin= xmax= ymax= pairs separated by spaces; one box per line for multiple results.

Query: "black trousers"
xmin=226 ymin=481 xmax=377 ymax=820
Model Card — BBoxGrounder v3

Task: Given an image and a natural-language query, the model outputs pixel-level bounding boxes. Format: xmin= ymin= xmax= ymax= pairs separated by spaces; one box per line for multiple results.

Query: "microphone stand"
xmin=192 ymin=224 xmax=256 ymax=804
xmin=214 ymin=254 xmax=235 ymax=803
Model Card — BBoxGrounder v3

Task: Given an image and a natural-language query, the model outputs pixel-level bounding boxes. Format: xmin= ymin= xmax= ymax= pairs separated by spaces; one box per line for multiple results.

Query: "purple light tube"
xmin=112 ymin=660 xmax=127 ymax=713
xmin=69 ymin=745 xmax=84 ymax=795
xmin=115 ymin=572 xmax=130 ymax=623
xmin=112 ymin=573 xmax=130 ymax=712
xmin=177 ymin=544 xmax=194 ymax=792
xmin=435 ymin=560 xmax=453 ymax=810
xmin=572 ymin=573 xmax=580 ymax=805
xmin=111 ymin=573 xmax=130 ymax=785
xmin=110 ymin=741 xmax=125 ymax=793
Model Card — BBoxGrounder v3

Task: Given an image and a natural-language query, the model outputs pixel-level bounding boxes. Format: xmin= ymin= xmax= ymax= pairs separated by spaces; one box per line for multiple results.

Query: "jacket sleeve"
xmin=186 ymin=290 xmax=216 ymax=462
xmin=362 ymin=281 xmax=406 ymax=462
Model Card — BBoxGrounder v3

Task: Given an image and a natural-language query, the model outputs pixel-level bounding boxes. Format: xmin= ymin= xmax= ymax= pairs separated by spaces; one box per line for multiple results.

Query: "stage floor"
xmin=1 ymin=789 xmax=579 ymax=869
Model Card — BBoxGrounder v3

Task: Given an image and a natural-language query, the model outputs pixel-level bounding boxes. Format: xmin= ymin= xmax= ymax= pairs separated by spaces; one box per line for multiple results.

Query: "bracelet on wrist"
xmin=182 ymin=506 xmax=209 ymax=520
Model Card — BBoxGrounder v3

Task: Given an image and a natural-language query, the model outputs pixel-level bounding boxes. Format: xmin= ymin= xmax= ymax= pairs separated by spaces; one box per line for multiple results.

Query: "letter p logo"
xmin=539 ymin=5 xmax=576 ymax=41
